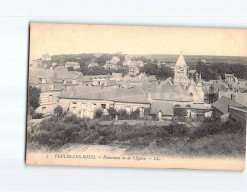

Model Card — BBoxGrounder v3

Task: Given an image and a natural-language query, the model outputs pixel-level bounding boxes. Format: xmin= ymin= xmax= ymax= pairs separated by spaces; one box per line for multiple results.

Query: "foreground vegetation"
xmin=27 ymin=113 xmax=246 ymax=158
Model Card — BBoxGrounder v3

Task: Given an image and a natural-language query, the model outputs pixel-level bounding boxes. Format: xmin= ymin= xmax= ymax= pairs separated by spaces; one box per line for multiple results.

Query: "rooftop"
xmin=149 ymin=82 xmax=193 ymax=102
xmin=60 ymin=86 xmax=150 ymax=104
xmin=212 ymin=96 xmax=246 ymax=114
xmin=150 ymin=101 xmax=174 ymax=116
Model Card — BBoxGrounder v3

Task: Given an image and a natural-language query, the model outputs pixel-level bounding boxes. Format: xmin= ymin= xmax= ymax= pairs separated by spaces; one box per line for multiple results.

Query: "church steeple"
xmin=174 ymin=52 xmax=189 ymax=87
xmin=176 ymin=51 xmax=187 ymax=67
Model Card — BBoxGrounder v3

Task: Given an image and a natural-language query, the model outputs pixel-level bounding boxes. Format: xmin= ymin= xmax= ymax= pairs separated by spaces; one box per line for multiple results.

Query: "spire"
xmin=176 ymin=51 xmax=187 ymax=67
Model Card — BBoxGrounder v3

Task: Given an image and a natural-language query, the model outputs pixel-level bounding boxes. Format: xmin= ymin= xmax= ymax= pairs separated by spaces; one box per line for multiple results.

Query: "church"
xmin=173 ymin=51 xmax=205 ymax=104
xmin=148 ymin=52 xmax=210 ymax=120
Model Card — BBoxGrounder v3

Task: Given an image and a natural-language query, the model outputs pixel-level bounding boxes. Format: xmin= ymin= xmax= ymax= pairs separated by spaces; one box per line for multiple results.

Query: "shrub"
xmin=32 ymin=112 xmax=44 ymax=119
xmin=64 ymin=114 xmax=78 ymax=123
xmin=54 ymin=105 xmax=63 ymax=118
xmin=99 ymin=115 xmax=111 ymax=121
xmin=94 ymin=109 xmax=103 ymax=119
xmin=117 ymin=109 xmax=128 ymax=120
xmin=108 ymin=107 xmax=117 ymax=119
xmin=128 ymin=108 xmax=140 ymax=120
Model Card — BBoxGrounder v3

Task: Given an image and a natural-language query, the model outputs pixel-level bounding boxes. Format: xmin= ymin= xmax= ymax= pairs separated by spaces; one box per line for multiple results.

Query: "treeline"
xmin=196 ymin=62 xmax=247 ymax=80
xmin=140 ymin=63 xmax=174 ymax=80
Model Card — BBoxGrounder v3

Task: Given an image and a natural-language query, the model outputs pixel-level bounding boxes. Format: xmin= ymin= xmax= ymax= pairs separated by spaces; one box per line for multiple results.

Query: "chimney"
xmin=231 ymin=94 xmax=236 ymax=101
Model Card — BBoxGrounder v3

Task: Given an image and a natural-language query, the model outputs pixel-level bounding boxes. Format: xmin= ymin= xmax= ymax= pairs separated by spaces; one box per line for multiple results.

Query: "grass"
xmin=26 ymin=114 xmax=246 ymax=158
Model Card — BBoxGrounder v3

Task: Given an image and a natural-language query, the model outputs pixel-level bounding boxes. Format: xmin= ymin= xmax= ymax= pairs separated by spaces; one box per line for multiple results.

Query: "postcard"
xmin=26 ymin=23 xmax=247 ymax=170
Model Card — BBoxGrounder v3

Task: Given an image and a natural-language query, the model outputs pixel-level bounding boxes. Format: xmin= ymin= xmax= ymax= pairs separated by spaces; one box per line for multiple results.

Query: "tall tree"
xmin=28 ymin=86 xmax=41 ymax=111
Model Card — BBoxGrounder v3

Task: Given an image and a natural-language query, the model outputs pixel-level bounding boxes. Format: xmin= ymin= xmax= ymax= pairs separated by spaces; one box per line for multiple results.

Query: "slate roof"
xmin=212 ymin=96 xmax=247 ymax=114
xmin=150 ymin=101 xmax=174 ymax=116
xmin=29 ymin=68 xmax=76 ymax=82
xmin=54 ymin=69 xmax=76 ymax=79
xmin=149 ymin=82 xmax=193 ymax=102
xmin=88 ymin=62 xmax=99 ymax=68
xmin=60 ymin=86 xmax=150 ymax=104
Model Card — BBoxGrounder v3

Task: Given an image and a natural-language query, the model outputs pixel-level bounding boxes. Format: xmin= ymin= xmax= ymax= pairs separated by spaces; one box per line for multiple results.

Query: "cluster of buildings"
xmin=31 ymin=54 xmax=147 ymax=76
xmin=29 ymin=52 xmax=247 ymax=123
xmin=123 ymin=55 xmax=144 ymax=75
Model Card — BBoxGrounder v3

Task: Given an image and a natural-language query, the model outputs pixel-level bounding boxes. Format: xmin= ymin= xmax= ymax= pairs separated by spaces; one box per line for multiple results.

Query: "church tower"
xmin=174 ymin=51 xmax=190 ymax=87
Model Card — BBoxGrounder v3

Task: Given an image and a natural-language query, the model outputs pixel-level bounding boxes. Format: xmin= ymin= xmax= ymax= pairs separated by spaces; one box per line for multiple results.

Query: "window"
xmin=73 ymin=107 xmax=77 ymax=114
xmin=81 ymin=103 xmax=86 ymax=109
xmin=42 ymin=107 xmax=46 ymax=113
xmin=48 ymin=95 xmax=53 ymax=102
xmin=49 ymin=84 xmax=54 ymax=90
xmin=101 ymin=104 xmax=106 ymax=109
xmin=92 ymin=103 xmax=97 ymax=110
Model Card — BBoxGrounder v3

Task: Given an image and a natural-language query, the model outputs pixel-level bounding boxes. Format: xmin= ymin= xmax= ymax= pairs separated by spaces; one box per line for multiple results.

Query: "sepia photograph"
xmin=26 ymin=23 xmax=247 ymax=170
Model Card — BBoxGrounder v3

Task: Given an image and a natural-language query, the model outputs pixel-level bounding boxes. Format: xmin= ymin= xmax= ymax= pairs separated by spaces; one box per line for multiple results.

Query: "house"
xmin=228 ymin=106 xmax=247 ymax=123
xmin=128 ymin=64 xmax=139 ymax=75
xmin=32 ymin=59 xmax=42 ymax=68
xmin=65 ymin=61 xmax=80 ymax=70
xmin=104 ymin=61 xmax=120 ymax=70
xmin=150 ymin=101 xmax=174 ymax=120
xmin=78 ymin=75 xmax=109 ymax=86
xmin=42 ymin=54 xmax=52 ymax=61
xmin=123 ymin=55 xmax=133 ymax=66
xmin=219 ymin=91 xmax=247 ymax=107
xmin=112 ymin=73 xmax=123 ymax=81
xmin=59 ymin=86 xmax=150 ymax=119
xmin=88 ymin=62 xmax=99 ymax=68
xmin=212 ymin=96 xmax=246 ymax=119
xmin=29 ymin=69 xmax=63 ymax=115
xmin=111 ymin=56 xmax=120 ymax=64
xmin=225 ymin=73 xmax=238 ymax=82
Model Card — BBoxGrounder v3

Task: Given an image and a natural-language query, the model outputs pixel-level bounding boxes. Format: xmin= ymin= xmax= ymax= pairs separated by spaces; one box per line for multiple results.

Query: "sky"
xmin=29 ymin=23 xmax=247 ymax=61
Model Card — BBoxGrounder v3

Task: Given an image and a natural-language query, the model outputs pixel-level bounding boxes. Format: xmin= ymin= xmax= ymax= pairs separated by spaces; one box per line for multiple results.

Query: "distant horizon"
xmin=30 ymin=23 xmax=247 ymax=61
xmin=38 ymin=52 xmax=247 ymax=58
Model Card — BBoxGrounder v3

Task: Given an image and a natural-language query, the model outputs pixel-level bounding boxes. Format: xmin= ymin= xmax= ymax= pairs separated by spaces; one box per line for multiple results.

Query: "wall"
xmin=36 ymin=90 xmax=61 ymax=114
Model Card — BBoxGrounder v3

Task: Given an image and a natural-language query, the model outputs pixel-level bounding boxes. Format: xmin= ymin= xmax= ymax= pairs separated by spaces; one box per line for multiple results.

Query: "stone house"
xmin=59 ymin=86 xmax=150 ymax=119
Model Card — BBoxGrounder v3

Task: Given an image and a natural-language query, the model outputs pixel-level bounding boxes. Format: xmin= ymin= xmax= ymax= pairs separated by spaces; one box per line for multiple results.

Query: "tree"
xmin=54 ymin=105 xmax=64 ymax=118
xmin=156 ymin=67 xmax=173 ymax=80
xmin=28 ymin=86 xmax=41 ymax=119
xmin=108 ymin=107 xmax=117 ymax=119
xmin=140 ymin=63 xmax=159 ymax=75
xmin=94 ymin=109 xmax=103 ymax=119
xmin=28 ymin=86 xmax=41 ymax=110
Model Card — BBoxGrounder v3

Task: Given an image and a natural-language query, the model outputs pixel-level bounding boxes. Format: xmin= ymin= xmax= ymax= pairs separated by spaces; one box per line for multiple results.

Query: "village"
xmin=28 ymin=52 xmax=247 ymax=125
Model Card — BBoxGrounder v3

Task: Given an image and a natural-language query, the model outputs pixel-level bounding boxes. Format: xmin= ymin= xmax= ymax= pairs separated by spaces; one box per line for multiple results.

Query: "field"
xmin=26 ymin=114 xmax=246 ymax=159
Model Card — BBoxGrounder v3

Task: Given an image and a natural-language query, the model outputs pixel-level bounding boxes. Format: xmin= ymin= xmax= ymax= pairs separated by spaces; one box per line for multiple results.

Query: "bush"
xmin=108 ymin=107 xmax=117 ymax=119
xmin=32 ymin=112 xmax=44 ymax=119
xmin=54 ymin=105 xmax=63 ymax=118
xmin=27 ymin=113 xmax=246 ymax=159
xmin=64 ymin=114 xmax=78 ymax=123
xmin=117 ymin=109 xmax=128 ymax=120
xmin=94 ymin=109 xmax=103 ymax=119
xmin=128 ymin=108 xmax=140 ymax=120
